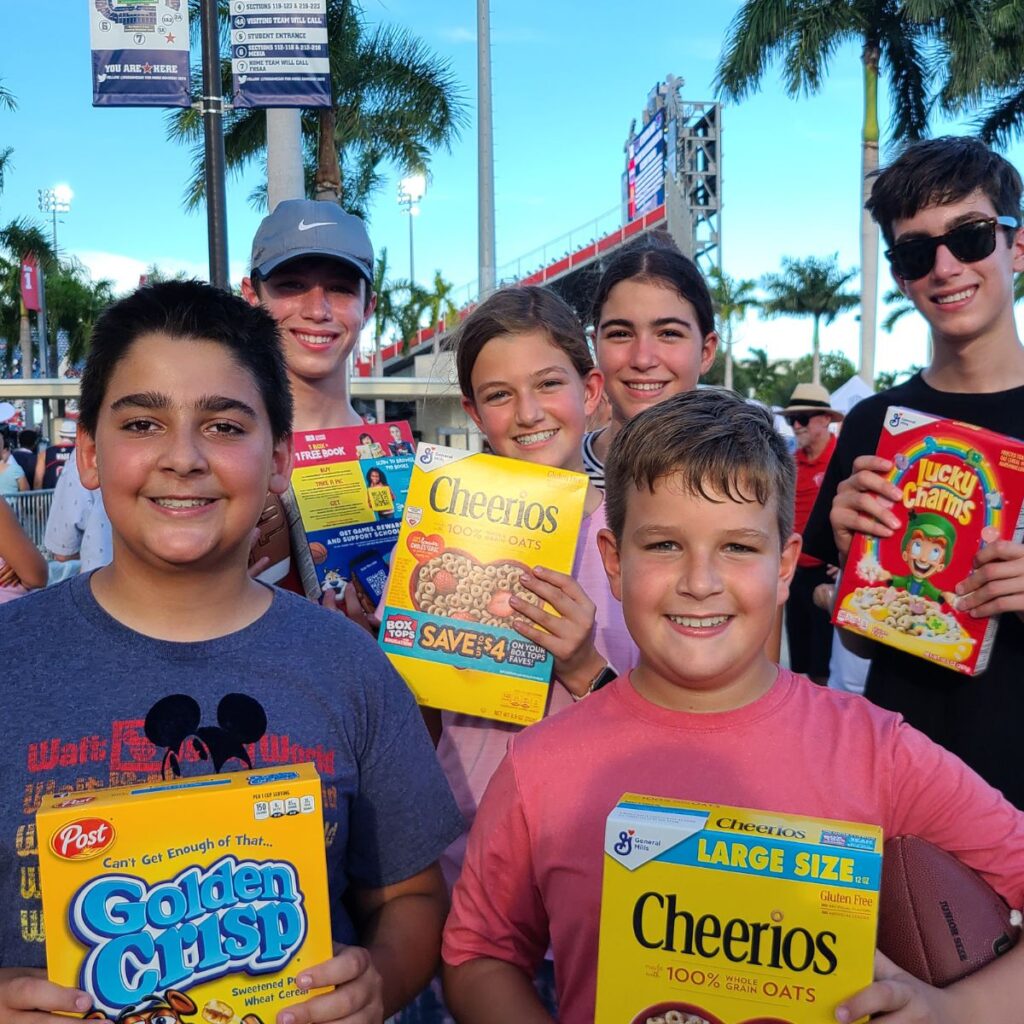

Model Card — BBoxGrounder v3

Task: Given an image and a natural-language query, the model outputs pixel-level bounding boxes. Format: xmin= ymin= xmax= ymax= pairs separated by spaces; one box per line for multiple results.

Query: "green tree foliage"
xmin=760 ymin=255 xmax=859 ymax=386
xmin=0 ymin=220 xmax=56 ymax=377
xmin=715 ymin=0 xmax=990 ymax=384
xmin=169 ymin=0 xmax=467 ymax=217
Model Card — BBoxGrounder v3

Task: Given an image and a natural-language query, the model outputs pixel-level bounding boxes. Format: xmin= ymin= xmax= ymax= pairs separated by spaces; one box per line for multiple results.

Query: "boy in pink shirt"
xmin=441 ymin=388 xmax=1024 ymax=1024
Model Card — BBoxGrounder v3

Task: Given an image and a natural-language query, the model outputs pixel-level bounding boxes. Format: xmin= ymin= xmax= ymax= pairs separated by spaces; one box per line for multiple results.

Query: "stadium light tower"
xmin=397 ymin=172 xmax=427 ymax=284
xmin=38 ymin=183 xmax=73 ymax=251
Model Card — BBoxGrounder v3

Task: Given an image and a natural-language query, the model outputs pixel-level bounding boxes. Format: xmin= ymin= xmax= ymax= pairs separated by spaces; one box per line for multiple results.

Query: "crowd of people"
xmin=2 ymin=134 xmax=1024 ymax=1024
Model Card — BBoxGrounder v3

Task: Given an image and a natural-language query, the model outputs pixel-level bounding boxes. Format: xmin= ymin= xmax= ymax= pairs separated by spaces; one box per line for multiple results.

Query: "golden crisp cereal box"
xmin=38 ymin=763 xmax=332 ymax=1022
xmin=833 ymin=406 xmax=1024 ymax=675
xmin=379 ymin=443 xmax=588 ymax=725
xmin=596 ymin=796 xmax=881 ymax=1024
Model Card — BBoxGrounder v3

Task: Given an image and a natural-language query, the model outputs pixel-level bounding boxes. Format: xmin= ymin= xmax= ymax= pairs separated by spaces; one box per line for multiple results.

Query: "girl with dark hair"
xmin=583 ymin=236 xmax=719 ymax=487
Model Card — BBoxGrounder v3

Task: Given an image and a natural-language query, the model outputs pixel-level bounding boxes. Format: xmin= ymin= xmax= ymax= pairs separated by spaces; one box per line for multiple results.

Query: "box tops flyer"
xmin=833 ymin=406 xmax=1024 ymax=675
xmin=379 ymin=443 xmax=588 ymax=724
xmin=284 ymin=422 xmax=415 ymax=604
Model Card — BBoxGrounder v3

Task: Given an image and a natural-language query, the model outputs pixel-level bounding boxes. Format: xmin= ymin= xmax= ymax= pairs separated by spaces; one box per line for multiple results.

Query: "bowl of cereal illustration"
xmin=839 ymin=584 xmax=975 ymax=662
xmin=629 ymin=1003 xmax=725 ymax=1024
xmin=410 ymin=548 xmax=540 ymax=626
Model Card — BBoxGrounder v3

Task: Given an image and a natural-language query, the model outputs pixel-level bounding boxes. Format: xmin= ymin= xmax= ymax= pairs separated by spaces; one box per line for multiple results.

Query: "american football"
xmin=878 ymin=835 xmax=1021 ymax=987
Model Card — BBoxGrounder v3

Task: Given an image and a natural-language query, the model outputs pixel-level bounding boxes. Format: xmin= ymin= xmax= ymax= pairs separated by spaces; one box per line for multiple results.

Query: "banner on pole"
xmin=20 ymin=255 xmax=41 ymax=312
xmin=230 ymin=0 xmax=331 ymax=108
xmin=90 ymin=0 xmax=191 ymax=107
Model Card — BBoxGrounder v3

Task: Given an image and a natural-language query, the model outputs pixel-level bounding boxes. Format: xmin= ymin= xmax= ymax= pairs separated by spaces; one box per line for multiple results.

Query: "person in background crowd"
xmin=0 ymin=431 xmax=28 ymax=494
xmin=34 ymin=419 xmax=77 ymax=489
xmin=781 ymin=382 xmax=843 ymax=684
xmin=11 ymin=429 xmax=38 ymax=482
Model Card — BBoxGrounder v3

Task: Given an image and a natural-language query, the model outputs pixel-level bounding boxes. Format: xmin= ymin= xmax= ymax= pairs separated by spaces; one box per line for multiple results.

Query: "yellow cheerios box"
xmin=37 ymin=763 xmax=333 ymax=1024
xmin=379 ymin=443 xmax=588 ymax=725
xmin=596 ymin=795 xmax=882 ymax=1024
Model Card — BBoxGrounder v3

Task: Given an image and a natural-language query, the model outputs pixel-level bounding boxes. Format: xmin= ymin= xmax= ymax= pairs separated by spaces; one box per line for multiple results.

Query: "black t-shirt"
xmin=804 ymin=372 xmax=1024 ymax=808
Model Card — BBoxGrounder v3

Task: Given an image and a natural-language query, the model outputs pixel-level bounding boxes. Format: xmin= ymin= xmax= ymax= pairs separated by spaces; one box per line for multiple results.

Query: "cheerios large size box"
xmin=379 ymin=443 xmax=588 ymax=724
xmin=832 ymin=406 xmax=1024 ymax=675
xmin=38 ymin=764 xmax=332 ymax=1023
xmin=595 ymin=796 xmax=882 ymax=1024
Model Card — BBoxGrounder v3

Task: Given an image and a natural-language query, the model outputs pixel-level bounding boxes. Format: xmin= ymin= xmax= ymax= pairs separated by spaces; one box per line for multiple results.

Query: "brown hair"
xmin=866 ymin=136 xmax=1023 ymax=247
xmin=454 ymin=285 xmax=594 ymax=400
xmin=605 ymin=389 xmax=795 ymax=543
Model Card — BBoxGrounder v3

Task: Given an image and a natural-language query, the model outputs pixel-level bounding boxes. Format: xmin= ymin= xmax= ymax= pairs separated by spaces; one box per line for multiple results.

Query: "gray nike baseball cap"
xmin=249 ymin=199 xmax=374 ymax=286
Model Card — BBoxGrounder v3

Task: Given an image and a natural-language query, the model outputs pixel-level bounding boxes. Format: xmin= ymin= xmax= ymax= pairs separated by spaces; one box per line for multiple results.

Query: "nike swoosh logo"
xmin=297 ymin=220 xmax=334 ymax=231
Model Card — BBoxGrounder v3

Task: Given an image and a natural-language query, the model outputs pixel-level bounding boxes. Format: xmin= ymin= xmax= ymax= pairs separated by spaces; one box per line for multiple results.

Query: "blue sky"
xmin=3 ymin=0 xmax=1024 ymax=378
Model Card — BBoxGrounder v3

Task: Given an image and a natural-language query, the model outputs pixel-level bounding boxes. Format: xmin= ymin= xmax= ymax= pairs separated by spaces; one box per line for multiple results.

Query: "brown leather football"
xmin=878 ymin=835 xmax=1021 ymax=987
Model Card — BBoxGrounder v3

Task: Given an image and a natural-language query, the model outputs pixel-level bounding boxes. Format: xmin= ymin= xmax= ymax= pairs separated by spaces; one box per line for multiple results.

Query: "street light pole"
xmin=36 ymin=185 xmax=72 ymax=380
xmin=477 ymin=0 xmax=496 ymax=297
xmin=200 ymin=0 xmax=230 ymax=290
xmin=397 ymin=172 xmax=426 ymax=285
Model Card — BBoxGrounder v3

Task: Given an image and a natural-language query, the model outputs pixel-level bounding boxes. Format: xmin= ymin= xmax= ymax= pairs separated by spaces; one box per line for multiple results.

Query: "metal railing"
xmin=4 ymin=488 xmax=54 ymax=548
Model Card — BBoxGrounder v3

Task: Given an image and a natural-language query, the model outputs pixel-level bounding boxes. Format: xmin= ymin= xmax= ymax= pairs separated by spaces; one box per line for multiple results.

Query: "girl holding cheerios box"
xmin=397 ymin=286 xmax=638 ymax=1021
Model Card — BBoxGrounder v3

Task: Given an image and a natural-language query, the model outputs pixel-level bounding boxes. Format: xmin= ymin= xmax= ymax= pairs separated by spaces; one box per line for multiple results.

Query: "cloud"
xmin=437 ymin=25 xmax=475 ymax=44
xmin=73 ymin=250 xmax=249 ymax=294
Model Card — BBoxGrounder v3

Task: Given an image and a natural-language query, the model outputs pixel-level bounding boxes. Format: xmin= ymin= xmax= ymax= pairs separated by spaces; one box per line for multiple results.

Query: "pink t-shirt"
xmin=436 ymin=501 xmax=637 ymax=887
xmin=443 ymin=668 xmax=1024 ymax=1024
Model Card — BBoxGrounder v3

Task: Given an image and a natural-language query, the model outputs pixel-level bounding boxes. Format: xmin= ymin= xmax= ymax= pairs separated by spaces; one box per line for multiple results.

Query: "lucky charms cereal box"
xmin=379 ymin=443 xmax=588 ymax=724
xmin=833 ymin=406 xmax=1024 ymax=675
xmin=38 ymin=764 xmax=332 ymax=1022
xmin=596 ymin=796 xmax=881 ymax=1024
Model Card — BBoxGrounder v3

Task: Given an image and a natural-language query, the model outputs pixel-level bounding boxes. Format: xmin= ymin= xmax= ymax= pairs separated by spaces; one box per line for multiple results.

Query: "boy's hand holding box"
xmin=38 ymin=764 xmax=332 ymax=1021
xmin=596 ymin=796 xmax=881 ymax=1024
xmin=379 ymin=443 xmax=588 ymax=724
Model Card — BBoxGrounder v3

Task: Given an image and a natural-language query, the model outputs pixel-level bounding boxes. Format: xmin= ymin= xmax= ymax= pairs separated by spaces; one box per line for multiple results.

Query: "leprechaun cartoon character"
xmin=882 ymin=512 xmax=959 ymax=606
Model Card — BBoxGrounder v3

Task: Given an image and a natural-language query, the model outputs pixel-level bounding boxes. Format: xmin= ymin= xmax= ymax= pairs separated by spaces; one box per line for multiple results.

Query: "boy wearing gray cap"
xmin=242 ymin=200 xmax=377 ymax=432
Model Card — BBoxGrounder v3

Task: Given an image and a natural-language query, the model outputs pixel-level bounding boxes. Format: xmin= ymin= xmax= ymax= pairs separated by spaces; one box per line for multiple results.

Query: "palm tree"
xmin=760 ymin=255 xmax=859 ymax=386
xmin=741 ymin=346 xmax=791 ymax=404
xmin=424 ymin=271 xmax=460 ymax=334
xmin=45 ymin=260 xmax=117 ymax=367
xmin=393 ymin=281 xmax=431 ymax=354
xmin=941 ymin=0 xmax=1024 ymax=146
xmin=371 ymin=247 xmax=402 ymax=372
xmin=0 ymin=78 xmax=15 ymax=112
xmin=715 ymin=1 xmax=989 ymax=386
xmin=0 ymin=220 xmax=56 ymax=378
xmin=708 ymin=267 xmax=758 ymax=392
xmin=168 ymin=1 xmax=467 ymax=216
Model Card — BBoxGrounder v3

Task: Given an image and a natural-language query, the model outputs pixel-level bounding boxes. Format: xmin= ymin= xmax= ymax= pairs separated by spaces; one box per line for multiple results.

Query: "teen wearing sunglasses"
xmin=803 ymin=135 xmax=1024 ymax=810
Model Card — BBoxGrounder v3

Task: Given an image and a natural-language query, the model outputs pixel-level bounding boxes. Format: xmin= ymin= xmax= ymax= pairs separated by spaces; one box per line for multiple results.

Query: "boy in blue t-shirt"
xmin=0 ymin=281 xmax=462 ymax=1023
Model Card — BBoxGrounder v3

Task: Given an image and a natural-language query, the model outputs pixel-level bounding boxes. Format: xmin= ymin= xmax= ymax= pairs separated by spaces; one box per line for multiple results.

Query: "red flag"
xmin=21 ymin=254 xmax=41 ymax=311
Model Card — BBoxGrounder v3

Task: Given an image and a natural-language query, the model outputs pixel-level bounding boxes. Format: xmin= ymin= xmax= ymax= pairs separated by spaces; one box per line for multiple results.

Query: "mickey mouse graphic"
xmin=144 ymin=694 xmax=268 ymax=779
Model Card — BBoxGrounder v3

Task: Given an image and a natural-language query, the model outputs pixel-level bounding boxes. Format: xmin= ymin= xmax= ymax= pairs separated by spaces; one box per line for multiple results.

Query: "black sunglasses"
xmin=785 ymin=412 xmax=822 ymax=427
xmin=886 ymin=216 xmax=1019 ymax=281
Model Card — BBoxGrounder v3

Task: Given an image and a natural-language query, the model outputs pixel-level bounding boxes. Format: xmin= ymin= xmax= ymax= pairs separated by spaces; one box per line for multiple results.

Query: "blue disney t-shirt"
xmin=0 ymin=573 xmax=463 ymax=969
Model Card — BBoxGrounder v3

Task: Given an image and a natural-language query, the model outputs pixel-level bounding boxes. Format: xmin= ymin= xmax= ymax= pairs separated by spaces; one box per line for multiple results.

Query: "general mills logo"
xmin=888 ymin=410 xmax=905 ymax=429
xmin=419 ymin=446 xmax=435 ymax=466
xmin=613 ymin=829 xmax=635 ymax=856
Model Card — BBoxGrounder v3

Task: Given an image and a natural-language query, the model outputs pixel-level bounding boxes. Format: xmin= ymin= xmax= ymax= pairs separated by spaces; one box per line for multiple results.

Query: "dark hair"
xmin=605 ymin=389 xmax=795 ymax=543
xmin=17 ymin=429 xmax=38 ymax=450
xmin=454 ymin=285 xmax=594 ymax=401
xmin=80 ymin=280 xmax=293 ymax=441
xmin=590 ymin=235 xmax=716 ymax=339
xmin=359 ymin=432 xmax=373 ymax=444
xmin=367 ymin=467 xmax=387 ymax=485
xmin=867 ymin=136 xmax=1024 ymax=246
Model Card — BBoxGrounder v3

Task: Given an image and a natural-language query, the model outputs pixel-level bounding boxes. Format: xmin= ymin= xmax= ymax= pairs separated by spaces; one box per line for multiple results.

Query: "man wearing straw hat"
xmin=781 ymin=383 xmax=844 ymax=683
